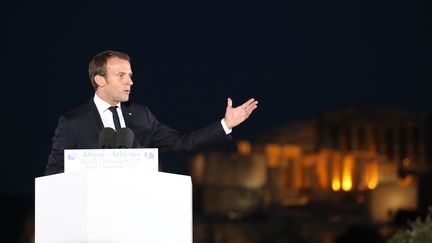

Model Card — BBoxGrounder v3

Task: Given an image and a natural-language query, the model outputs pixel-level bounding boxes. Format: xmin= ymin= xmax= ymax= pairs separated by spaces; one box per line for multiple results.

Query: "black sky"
xmin=3 ymin=0 xmax=432 ymax=195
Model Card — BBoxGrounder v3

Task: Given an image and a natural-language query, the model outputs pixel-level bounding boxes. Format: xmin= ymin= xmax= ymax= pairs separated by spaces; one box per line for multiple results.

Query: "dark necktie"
xmin=108 ymin=106 xmax=121 ymax=131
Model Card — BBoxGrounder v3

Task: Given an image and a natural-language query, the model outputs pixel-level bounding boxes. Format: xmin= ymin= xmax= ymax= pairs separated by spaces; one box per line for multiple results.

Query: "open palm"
xmin=224 ymin=98 xmax=258 ymax=129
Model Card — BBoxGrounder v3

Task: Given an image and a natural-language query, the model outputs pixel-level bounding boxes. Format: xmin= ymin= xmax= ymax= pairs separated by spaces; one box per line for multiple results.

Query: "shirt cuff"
xmin=221 ymin=118 xmax=232 ymax=135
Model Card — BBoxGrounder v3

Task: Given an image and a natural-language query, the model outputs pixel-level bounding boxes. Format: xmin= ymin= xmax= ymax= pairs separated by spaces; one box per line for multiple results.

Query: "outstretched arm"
xmin=223 ymin=98 xmax=258 ymax=129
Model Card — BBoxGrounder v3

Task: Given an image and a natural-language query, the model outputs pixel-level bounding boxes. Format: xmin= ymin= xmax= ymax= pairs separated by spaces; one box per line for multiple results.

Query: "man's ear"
xmin=94 ymin=75 xmax=106 ymax=87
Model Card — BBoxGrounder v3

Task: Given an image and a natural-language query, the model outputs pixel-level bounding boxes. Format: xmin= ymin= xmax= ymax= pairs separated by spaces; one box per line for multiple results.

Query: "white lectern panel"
xmin=35 ymin=170 xmax=192 ymax=243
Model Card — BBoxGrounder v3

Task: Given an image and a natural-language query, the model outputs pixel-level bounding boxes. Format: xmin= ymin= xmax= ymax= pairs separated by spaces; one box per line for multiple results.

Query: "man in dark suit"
xmin=46 ymin=50 xmax=258 ymax=175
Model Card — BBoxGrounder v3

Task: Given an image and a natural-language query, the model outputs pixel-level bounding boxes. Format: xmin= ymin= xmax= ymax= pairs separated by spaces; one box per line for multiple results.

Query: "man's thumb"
xmin=227 ymin=98 xmax=233 ymax=108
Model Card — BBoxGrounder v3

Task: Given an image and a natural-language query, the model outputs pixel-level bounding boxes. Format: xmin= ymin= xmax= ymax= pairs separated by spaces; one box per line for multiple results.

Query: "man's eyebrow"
xmin=117 ymin=71 xmax=133 ymax=75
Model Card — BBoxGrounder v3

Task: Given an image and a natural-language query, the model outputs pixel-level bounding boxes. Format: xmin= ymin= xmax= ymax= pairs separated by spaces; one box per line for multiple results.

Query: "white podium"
xmin=35 ymin=149 xmax=192 ymax=243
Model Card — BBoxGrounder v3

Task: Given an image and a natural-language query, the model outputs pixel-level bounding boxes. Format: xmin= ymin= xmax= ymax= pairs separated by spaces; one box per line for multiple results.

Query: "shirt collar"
xmin=93 ymin=93 xmax=121 ymax=113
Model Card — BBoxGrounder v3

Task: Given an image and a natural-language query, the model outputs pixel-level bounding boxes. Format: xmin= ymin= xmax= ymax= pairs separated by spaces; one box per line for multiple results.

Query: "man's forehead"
xmin=106 ymin=57 xmax=132 ymax=72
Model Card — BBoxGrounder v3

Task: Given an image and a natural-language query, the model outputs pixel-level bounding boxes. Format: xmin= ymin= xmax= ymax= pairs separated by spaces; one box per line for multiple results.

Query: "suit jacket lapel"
xmin=121 ymin=102 xmax=134 ymax=129
xmin=120 ymin=102 xmax=141 ymax=147
xmin=87 ymin=99 xmax=104 ymax=132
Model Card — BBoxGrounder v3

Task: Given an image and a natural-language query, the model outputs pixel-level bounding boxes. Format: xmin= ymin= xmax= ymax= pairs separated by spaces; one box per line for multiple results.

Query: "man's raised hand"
xmin=223 ymin=98 xmax=258 ymax=129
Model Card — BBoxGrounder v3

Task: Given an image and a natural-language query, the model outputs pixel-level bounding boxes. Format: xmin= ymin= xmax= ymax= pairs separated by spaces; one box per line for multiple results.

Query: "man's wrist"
xmin=221 ymin=118 xmax=232 ymax=134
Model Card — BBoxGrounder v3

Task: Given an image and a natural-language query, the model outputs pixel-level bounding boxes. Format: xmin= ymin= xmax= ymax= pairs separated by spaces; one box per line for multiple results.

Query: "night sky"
xmin=3 ymin=1 xmax=432 ymax=195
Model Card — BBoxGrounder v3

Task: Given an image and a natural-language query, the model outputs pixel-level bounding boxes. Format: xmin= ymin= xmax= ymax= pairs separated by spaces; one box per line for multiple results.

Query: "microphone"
xmin=98 ymin=127 xmax=116 ymax=148
xmin=115 ymin=128 xmax=134 ymax=148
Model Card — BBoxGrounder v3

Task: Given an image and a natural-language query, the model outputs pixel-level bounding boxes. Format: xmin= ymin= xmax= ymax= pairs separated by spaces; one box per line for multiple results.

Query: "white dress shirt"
xmin=93 ymin=94 xmax=126 ymax=130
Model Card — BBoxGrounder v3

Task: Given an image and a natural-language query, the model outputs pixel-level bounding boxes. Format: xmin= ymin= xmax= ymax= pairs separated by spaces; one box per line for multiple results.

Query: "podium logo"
xmin=67 ymin=153 xmax=78 ymax=160
xmin=145 ymin=152 xmax=155 ymax=159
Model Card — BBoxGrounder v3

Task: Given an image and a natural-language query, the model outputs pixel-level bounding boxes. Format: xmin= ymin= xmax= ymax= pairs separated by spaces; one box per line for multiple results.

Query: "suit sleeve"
xmin=142 ymin=107 xmax=232 ymax=152
xmin=45 ymin=116 xmax=75 ymax=175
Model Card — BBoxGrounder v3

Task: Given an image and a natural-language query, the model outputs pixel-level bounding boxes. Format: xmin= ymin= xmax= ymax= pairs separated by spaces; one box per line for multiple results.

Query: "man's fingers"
xmin=241 ymin=98 xmax=256 ymax=109
xmin=249 ymin=105 xmax=258 ymax=112
xmin=244 ymin=100 xmax=258 ymax=111
xmin=245 ymin=105 xmax=258 ymax=116
xmin=248 ymin=101 xmax=258 ymax=109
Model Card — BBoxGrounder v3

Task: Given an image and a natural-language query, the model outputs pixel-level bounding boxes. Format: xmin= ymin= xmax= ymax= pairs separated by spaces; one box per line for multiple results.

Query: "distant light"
xmin=365 ymin=160 xmax=379 ymax=190
xmin=332 ymin=158 xmax=341 ymax=191
xmin=367 ymin=181 xmax=377 ymax=189
xmin=342 ymin=156 xmax=353 ymax=191
xmin=342 ymin=179 xmax=352 ymax=191
xmin=402 ymin=158 xmax=411 ymax=167
xmin=332 ymin=181 xmax=341 ymax=191
xmin=237 ymin=140 xmax=251 ymax=155
xmin=227 ymin=211 xmax=241 ymax=220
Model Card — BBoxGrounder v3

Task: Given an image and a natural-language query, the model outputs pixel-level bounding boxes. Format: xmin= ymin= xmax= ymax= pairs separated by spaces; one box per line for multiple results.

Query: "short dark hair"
xmin=88 ymin=50 xmax=131 ymax=90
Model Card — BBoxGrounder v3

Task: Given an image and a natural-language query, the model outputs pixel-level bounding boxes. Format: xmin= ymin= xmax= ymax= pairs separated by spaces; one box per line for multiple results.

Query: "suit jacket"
xmin=46 ymin=99 xmax=231 ymax=175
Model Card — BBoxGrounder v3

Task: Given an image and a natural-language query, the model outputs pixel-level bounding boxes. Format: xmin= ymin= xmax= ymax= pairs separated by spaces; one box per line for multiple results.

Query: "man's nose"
xmin=126 ymin=76 xmax=133 ymax=85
